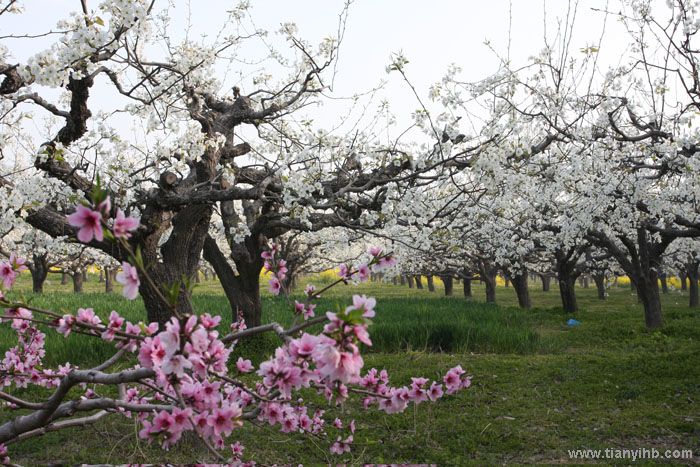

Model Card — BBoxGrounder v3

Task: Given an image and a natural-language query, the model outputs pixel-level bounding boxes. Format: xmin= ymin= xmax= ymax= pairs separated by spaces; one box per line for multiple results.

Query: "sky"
xmin=1 ymin=0 xmax=638 ymax=145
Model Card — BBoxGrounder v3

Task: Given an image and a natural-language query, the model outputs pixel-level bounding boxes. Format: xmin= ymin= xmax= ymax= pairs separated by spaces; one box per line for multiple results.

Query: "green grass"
xmin=1 ymin=274 xmax=699 ymax=464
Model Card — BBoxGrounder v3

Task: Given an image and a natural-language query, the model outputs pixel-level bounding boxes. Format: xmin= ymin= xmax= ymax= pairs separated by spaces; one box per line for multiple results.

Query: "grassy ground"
xmin=1 ymin=274 xmax=698 ymax=464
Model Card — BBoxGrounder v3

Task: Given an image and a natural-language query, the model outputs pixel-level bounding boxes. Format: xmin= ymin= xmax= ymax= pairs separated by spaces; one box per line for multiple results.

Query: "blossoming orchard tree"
xmin=0 ymin=0 xmax=497 ymax=327
xmin=432 ymin=0 xmax=700 ymax=328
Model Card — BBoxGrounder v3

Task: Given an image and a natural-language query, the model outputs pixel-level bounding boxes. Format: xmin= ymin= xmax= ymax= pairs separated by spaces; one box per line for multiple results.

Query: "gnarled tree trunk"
xmin=72 ymin=271 xmax=84 ymax=293
xmin=511 ymin=272 xmax=531 ymax=309
xmin=407 ymin=275 xmax=415 ymax=289
xmin=593 ymin=274 xmax=606 ymax=300
xmin=462 ymin=272 xmax=472 ymax=298
xmin=441 ymin=275 xmax=453 ymax=296
xmin=426 ymin=275 xmax=435 ymax=292
xmin=687 ymin=260 xmax=699 ymax=308
xmin=105 ymin=267 xmax=114 ymax=293
xmin=203 ymin=234 xmax=264 ymax=327
xmin=28 ymin=253 xmax=49 ymax=294
xmin=540 ymin=274 xmax=551 ymax=292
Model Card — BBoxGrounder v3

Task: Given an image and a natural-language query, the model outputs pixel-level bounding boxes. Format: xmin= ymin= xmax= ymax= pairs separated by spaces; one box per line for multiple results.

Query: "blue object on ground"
xmin=567 ymin=319 xmax=581 ymax=327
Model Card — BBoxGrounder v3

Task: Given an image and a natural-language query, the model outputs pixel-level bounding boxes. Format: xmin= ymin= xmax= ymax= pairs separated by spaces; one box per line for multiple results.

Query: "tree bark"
xmin=29 ymin=254 xmax=49 ymax=294
xmin=399 ymin=275 xmax=406 ymax=286
xmin=414 ymin=275 xmax=423 ymax=289
xmin=462 ymin=274 xmax=472 ymax=298
xmin=426 ymin=275 xmax=435 ymax=292
xmin=540 ymin=274 xmax=551 ymax=292
xmin=407 ymin=275 xmax=415 ymax=289
xmin=659 ymin=272 xmax=669 ymax=294
xmin=687 ymin=260 xmax=699 ymax=308
xmin=61 ymin=272 xmax=68 ymax=285
xmin=72 ymin=272 xmax=83 ymax=293
xmin=105 ymin=268 xmax=114 ymax=293
xmin=441 ymin=275 xmax=453 ymax=296
xmin=82 ymin=269 xmax=88 ymax=282
xmin=679 ymin=271 xmax=688 ymax=291
xmin=593 ymin=274 xmax=606 ymax=300
xmin=559 ymin=275 xmax=577 ymax=313
xmin=203 ymin=235 xmax=264 ymax=327
xmin=511 ymin=272 xmax=531 ymax=309
xmin=554 ymin=246 xmax=585 ymax=313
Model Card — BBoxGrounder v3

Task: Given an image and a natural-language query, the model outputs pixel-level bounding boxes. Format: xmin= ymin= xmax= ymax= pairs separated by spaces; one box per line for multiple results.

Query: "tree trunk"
xmin=679 ymin=271 xmax=688 ymax=291
xmin=504 ymin=277 xmax=510 ymax=288
xmin=481 ymin=266 xmax=497 ymax=303
xmin=463 ymin=275 xmax=472 ymax=298
xmin=414 ymin=275 xmax=423 ymax=289
xmin=194 ymin=270 xmax=201 ymax=284
xmin=82 ymin=269 xmax=88 ymax=282
xmin=426 ymin=275 xmax=435 ymax=292
xmin=687 ymin=261 xmax=699 ymax=308
xmin=582 ymin=276 xmax=589 ymax=288
xmin=540 ymin=274 xmax=551 ymax=292
xmin=593 ymin=274 xmax=606 ymax=300
xmin=105 ymin=268 xmax=114 ymax=293
xmin=511 ymin=272 xmax=531 ymax=309
xmin=407 ymin=275 xmax=415 ymax=289
xmin=636 ymin=273 xmax=663 ymax=329
xmin=29 ymin=254 xmax=49 ymax=294
xmin=61 ymin=272 xmax=68 ymax=285
xmin=399 ymin=275 xmax=406 ymax=286
xmin=203 ymin=235 xmax=264 ymax=327
xmin=392 ymin=276 xmax=398 ymax=285
xmin=72 ymin=272 xmax=84 ymax=293
xmin=441 ymin=275 xmax=453 ymax=296
xmin=659 ymin=272 xmax=669 ymax=294
xmin=98 ymin=269 xmax=104 ymax=283
xmin=558 ymin=275 xmax=577 ymax=313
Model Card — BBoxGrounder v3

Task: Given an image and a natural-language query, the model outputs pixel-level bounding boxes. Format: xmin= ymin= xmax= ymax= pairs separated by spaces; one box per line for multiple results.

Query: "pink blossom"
xmin=268 ymin=277 xmax=281 ymax=295
xmin=236 ymin=357 xmax=254 ymax=373
xmin=101 ymin=310 xmax=124 ymax=341
xmin=112 ymin=209 xmax=139 ymax=239
xmin=116 ymin=262 xmax=140 ymax=300
xmin=231 ymin=441 xmax=244 ymax=459
xmin=375 ymin=254 xmax=398 ymax=271
xmin=200 ymin=313 xmax=221 ymax=329
xmin=56 ymin=314 xmax=75 ymax=337
xmin=207 ymin=403 xmax=242 ymax=437
xmin=428 ymin=382 xmax=444 ymax=401
xmin=338 ymin=263 xmax=352 ymax=281
xmin=357 ymin=264 xmax=370 ymax=282
xmin=76 ymin=308 xmax=101 ymax=326
xmin=368 ymin=246 xmax=383 ymax=257
xmin=444 ymin=365 xmax=466 ymax=394
xmin=345 ymin=294 xmax=376 ymax=318
xmin=304 ymin=284 xmax=316 ymax=297
xmin=0 ymin=255 xmax=23 ymax=289
xmin=67 ymin=204 xmax=104 ymax=243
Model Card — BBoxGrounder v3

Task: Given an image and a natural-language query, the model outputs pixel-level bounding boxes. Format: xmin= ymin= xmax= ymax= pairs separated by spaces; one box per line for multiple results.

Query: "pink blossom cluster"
xmin=338 ymin=246 xmax=397 ymax=283
xmin=67 ymin=196 xmax=139 ymax=243
xmin=0 ymin=254 xmax=27 ymax=290
xmin=0 ymin=244 xmax=472 ymax=462
xmin=138 ymin=314 xmax=230 ymax=380
xmin=0 ymin=306 xmax=75 ymax=390
xmin=262 ymin=243 xmax=287 ymax=295
xmin=358 ymin=365 xmax=471 ymax=414
xmin=66 ymin=196 xmax=140 ymax=300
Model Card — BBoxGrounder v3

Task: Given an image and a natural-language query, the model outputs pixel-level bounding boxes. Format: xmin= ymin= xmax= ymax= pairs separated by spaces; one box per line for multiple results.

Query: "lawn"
xmin=1 ymin=274 xmax=698 ymax=464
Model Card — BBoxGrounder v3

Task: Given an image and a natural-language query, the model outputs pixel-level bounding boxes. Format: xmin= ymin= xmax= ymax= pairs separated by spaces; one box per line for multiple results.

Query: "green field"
xmin=1 ymin=274 xmax=699 ymax=464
